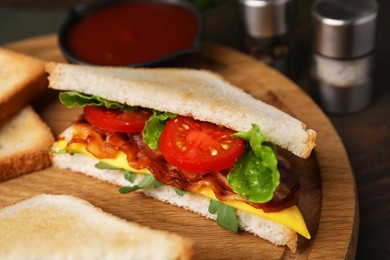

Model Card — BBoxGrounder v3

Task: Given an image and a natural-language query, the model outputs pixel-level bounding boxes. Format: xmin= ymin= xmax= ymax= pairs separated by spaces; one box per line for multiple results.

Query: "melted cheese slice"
xmin=54 ymin=140 xmax=311 ymax=239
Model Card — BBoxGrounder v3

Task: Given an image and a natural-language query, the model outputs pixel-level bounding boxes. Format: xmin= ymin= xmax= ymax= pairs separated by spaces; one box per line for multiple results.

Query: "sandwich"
xmin=46 ymin=62 xmax=317 ymax=252
xmin=0 ymin=194 xmax=193 ymax=259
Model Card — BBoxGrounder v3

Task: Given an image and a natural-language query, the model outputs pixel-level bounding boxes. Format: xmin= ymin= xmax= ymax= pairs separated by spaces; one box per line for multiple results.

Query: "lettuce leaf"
xmin=59 ymin=91 xmax=137 ymax=111
xmin=143 ymin=111 xmax=176 ymax=149
xmin=173 ymin=187 xmax=186 ymax=196
xmin=227 ymin=124 xmax=280 ymax=203
xmin=119 ymin=174 xmax=161 ymax=193
xmin=208 ymin=200 xmax=238 ymax=233
xmin=94 ymin=161 xmax=121 ymax=170
xmin=124 ymin=171 xmax=137 ymax=183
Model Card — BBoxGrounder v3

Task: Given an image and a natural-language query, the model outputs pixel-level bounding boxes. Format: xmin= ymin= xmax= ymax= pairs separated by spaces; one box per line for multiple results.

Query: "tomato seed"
xmin=221 ymin=144 xmax=229 ymax=150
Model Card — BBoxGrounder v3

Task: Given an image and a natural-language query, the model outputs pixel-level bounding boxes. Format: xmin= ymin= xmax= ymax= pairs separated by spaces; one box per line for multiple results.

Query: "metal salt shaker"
xmin=311 ymin=0 xmax=378 ymax=114
xmin=238 ymin=0 xmax=295 ymax=78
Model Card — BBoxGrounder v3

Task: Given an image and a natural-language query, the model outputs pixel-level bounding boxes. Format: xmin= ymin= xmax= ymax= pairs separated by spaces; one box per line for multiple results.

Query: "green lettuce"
xmin=119 ymin=174 xmax=162 ymax=193
xmin=173 ymin=187 xmax=186 ymax=196
xmin=208 ymin=200 xmax=238 ymax=233
xmin=227 ymin=124 xmax=280 ymax=203
xmin=143 ymin=111 xmax=176 ymax=149
xmin=59 ymin=91 xmax=137 ymax=111
xmin=94 ymin=161 xmax=121 ymax=170
xmin=124 ymin=171 xmax=137 ymax=183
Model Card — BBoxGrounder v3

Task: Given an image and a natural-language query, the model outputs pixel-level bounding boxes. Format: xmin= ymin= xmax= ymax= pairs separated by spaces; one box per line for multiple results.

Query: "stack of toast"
xmin=0 ymin=47 xmax=54 ymax=181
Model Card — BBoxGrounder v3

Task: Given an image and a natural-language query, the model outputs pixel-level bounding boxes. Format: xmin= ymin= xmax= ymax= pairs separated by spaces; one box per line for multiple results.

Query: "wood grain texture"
xmin=0 ymin=35 xmax=357 ymax=259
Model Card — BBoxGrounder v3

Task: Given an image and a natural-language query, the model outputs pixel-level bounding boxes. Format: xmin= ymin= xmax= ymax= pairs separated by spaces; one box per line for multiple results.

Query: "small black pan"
xmin=58 ymin=0 xmax=204 ymax=67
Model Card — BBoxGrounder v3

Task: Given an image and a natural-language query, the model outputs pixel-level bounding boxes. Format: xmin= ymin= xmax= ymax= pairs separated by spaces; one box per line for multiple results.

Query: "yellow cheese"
xmin=54 ymin=140 xmax=311 ymax=239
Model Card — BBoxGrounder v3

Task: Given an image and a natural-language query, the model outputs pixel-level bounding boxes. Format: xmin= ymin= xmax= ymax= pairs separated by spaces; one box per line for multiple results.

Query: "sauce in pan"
xmin=65 ymin=2 xmax=199 ymax=66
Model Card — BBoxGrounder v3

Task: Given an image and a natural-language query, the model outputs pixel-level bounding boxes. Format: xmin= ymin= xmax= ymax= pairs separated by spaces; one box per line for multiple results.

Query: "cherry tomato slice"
xmin=159 ymin=116 xmax=245 ymax=173
xmin=83 ymin=106 xmax=151 ymax=133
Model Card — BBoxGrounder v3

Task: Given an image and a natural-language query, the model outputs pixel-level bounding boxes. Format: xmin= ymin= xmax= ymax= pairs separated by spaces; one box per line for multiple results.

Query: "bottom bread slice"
xmin=52 ymin=153 xmax=297 ymax=252
xmin=0 ymin=194 xmax=193 ymax=260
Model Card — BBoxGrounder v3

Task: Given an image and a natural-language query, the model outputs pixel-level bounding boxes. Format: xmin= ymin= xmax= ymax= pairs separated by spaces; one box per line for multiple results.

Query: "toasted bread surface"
xmin=52 ymin=152 xmax=297 ymax=252
xmin=46 ymin=62 xmax=316 ymax=158
xmin=0 ymin=106 xmax=54 ymax=181
xmin=0 ymin=194 xmax=193 ymax=260
xmin=0 ymin=48 xmax=47 ymax=126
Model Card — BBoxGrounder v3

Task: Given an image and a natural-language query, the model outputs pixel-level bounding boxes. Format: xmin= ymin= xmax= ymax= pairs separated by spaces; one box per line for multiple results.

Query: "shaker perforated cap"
xmin=312 ymin=0 xmax=378 ymax=58
xmin=238 ymin=0 xmax=294 ymax=39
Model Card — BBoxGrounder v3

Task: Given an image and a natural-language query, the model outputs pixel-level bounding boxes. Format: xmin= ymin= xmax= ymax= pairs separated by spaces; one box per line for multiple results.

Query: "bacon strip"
xmin=67 ymin=120 xmax=299 ymax=212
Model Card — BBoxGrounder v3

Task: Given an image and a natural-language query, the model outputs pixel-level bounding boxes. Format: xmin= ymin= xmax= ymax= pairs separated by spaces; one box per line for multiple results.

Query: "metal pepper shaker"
xmin=311 ymin=0 xmax=378 ymax=114
xmin=238 ymin=0 xmax=295 ymax=78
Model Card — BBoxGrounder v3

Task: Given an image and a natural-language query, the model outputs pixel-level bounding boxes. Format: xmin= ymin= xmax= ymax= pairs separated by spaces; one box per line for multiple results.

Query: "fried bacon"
xmin=67 ymin=120 xmax=299 ymax=212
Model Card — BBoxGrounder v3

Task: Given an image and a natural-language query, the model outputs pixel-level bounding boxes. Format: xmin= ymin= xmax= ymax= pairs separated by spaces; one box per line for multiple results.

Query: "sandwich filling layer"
xmin=51 ymin=91 xmax=311 ymax=240
xmin=52 ymin=120 xmax=310 ymax=239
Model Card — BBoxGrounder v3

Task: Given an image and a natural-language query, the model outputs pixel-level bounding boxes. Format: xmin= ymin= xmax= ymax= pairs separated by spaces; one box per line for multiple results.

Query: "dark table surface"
xmin=0 ymin=0 xmax=389 ymax=259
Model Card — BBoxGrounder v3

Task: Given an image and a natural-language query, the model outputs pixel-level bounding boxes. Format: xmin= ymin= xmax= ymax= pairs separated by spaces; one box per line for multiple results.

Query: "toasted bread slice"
xmin=0 ymin=47 xmax=47 ymax=126
xmin=0 ymin=194 xmax=193 ymax=260
xmin=0 ymin=106 xmax=54 ymax=181
xmin=46 ymin=62 xmax=316 ymax=158
xmin=52 ymin=152 xmax=297 ymax=252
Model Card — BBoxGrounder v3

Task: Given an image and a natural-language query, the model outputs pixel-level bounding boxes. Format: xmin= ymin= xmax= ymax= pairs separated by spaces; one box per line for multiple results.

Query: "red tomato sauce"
xmin=65 ymin=2 xmax=199 ymax=66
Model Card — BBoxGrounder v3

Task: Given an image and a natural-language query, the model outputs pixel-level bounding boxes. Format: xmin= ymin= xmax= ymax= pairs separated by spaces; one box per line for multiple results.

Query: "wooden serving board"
xmin=0 ymin=35 xmax=358 ymax=259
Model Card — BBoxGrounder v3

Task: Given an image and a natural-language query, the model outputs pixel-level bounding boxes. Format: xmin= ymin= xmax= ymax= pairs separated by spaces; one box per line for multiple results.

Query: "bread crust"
xmin=0 ymin=150 xmax=52 ymax=181
xmin=0 ymin=48 xmax=47 ymax=127
xmin=0 ymin=106 xmax=54 ymax=181
xmin=46 ymin=62 xmax=316 ymax=159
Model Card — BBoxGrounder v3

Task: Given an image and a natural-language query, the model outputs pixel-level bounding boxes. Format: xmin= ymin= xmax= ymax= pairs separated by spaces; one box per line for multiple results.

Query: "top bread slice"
xmin=0 ymin=194 xmax=193 ymax=260
xmin=0 ymin=48 xmax=47 ymax=126
xmin=46 ymin=62 xmax=316 ymax=158
xmin=0 ymin=106 xmax=54 ymax=181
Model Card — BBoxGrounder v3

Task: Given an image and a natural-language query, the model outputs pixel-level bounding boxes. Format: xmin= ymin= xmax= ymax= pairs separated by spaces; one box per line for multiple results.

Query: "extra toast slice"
xmin=0 ymin=48 xmax=47 ymax=126
xmin=0 ymin=106 xmax=54 ymax=181
xmin=0 ymin=194 xmax=193 ymax=260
